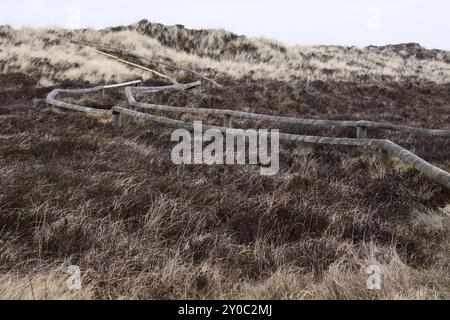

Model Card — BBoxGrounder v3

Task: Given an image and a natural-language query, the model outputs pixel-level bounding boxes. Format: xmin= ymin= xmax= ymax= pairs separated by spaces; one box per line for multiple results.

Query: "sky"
xmin=1 ymin=0 xmax=449 ymax=50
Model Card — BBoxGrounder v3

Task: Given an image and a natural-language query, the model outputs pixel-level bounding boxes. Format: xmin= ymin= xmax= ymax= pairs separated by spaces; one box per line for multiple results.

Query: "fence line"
xmin=128 ymin=83 xmax=450 ymax=137
xmin=112 ymin=106 xmax=450 ymax=188
xmin=46 ymin=80 xmax=142 ymax=115
xmin=45 ymin=81 xmax=450 ymax=189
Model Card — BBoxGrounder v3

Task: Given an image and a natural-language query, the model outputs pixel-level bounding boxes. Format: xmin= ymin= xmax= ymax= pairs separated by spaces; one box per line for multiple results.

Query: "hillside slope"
xmin=2 ymin=20 xmax=450 ymax=86
xmin=0 ymin=21 xmax=449 ymax=300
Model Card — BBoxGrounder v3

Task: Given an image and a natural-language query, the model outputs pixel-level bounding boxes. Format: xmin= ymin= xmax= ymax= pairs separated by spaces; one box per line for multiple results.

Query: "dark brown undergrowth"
xmin=0 ymin=74 xmax=449 ymax=299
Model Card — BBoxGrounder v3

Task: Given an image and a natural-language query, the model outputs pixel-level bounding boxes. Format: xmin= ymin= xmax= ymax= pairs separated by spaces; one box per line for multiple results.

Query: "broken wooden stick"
xmin=70 ymin=40 xmax=223 ymax=88
xmin=92 ymin=48 xmax=177 ymax=84
xmin=103 ymin=80 xmax=142 ymax=89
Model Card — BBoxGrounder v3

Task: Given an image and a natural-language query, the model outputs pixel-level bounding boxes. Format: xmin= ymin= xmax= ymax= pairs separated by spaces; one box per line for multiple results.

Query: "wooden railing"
xmin=126 ymin=83 xmax=450 ymax=138
xmin=46 ymin=80 xmax=142 ymax=115
xmin=45 ymin=81 xmax=450 ymax=189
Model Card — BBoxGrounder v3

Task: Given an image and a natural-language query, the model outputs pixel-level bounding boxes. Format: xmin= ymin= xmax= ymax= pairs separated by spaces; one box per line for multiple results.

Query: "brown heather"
xmin=0 ymin=21 xmax=449 ymax=299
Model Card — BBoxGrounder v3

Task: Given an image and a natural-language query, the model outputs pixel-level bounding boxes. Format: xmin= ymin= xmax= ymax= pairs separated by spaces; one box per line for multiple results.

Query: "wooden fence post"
xmin=357 ymin=126 xmax=367 ymax=139
xmin=112 ymin=110 xmax=121 ymax=129
xmin=224 ymin=115 xmax=232 ymax=128
xmin=380 ymin=149 xmax=392 ymax=170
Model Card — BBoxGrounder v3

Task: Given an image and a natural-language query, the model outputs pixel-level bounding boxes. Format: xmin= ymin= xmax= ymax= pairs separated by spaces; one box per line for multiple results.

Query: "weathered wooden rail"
xmin=46 ymin=80 xmax=142 ymax=115
xmin=127 ymin=83 xmax=450 ymax=138
xmin=45 ymin=81 xmax=450 ymax=189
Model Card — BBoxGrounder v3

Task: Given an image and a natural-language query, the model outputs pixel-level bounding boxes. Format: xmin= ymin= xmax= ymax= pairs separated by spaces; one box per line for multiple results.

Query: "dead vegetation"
xmin=2 ymin=21 xmax=450 ymax=86
xmin=0 ymin=21 xmax=449 ymax=300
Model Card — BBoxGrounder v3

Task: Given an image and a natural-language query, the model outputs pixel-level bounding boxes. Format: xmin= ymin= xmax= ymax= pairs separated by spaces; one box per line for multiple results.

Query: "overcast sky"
xmin=1 ymin=0 xmax=449 ymax=50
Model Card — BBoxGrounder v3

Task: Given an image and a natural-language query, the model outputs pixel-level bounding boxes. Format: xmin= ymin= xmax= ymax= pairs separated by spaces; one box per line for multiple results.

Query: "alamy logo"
xmin=171 ymin=121 xmax=280 ymax=175
xmin=366 ymin=5 xmax=383 ymax=31
xmin=366 ymin=265 xmax=382 ymax=290
xmin=66 ymin=265 xmax=81 ymax=290
xmin=66 ymin=5 xmax=81 ymax=29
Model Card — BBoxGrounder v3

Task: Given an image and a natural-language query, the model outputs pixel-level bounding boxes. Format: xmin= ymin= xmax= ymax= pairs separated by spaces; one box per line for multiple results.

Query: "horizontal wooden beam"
xmin=112 ymin=105 xmax=450 ymax=189
xmin=46 ymin=88 xmax=112 ymax=115
xmin=103 ymin=80 xmax=141 ymax=89
xmin=373 ymin=140 xmax=450 ymax=188
xmin=46 ymin=80 xmax=141 ymax=115
xmin=128 ymin=84 xmax=450 ymax=137
xmin=44 ymin=81 xmax=450 ymax=189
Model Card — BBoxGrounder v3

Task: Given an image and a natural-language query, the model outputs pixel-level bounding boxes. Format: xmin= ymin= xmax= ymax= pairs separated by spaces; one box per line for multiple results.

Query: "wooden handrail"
xmin=128 ymin=83 xmax=450 ymax=137
xmin=45 ymin=80 xmax=142 ymax=115
xmin=45 ymin=81 xmax=450 ymax=189
xmin=112 ymin=105 xmax=450 ymax=189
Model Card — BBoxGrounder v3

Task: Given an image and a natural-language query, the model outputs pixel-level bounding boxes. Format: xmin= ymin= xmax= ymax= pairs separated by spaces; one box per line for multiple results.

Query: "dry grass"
xmin=0 ymin=21 xmax=449 ymax=300
xmin=0 ymin=95 xmax=449 ymax=299
xmin=1 ymin=21 xmax=450 ymax=86
xmin=0 ymin=27 xmax=146 ymax=86
xmin=0 ymin=268 xmax=94 ymax=300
